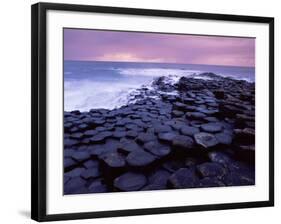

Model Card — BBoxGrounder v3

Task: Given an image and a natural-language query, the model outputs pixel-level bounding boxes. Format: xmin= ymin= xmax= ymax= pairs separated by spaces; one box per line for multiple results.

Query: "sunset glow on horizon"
xmin=64 ymin=28 xmax=255 ymax=67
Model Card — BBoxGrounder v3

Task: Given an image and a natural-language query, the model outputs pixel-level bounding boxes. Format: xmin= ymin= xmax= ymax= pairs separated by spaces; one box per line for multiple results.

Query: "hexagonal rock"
xmin=70 ymin=132 xmax=84 ymax=139
xmin=126 ymin=130 xmax=138 ymax=138
xmin=84 ymin=130 xmax=98 ymax=137
xmin=65 ymin=167 xmax=86 ymax=178
xmin=197 ymin=162 xmax=227 ymax=179
xmin=126 ymin=150 xmax=156 ymax=167
xmin=64 ymin=138 xmax=79 ymax=147
xmin=168 ymin=168 xmax=200 ymax=188
xmin=83 ymin=159 xmax=99 ymax=169
xmin=195 ymin=100 xmax=205 ymax=105
xmin=200 ymin=122 xmax=223 ymax=133
xmin=118 ymin=138 xmax=143 ymax=153
xmin=64 ymin=176 xmax=87 ymax=194
xmin=64 ymin=149 xmax=75 ymax=158
xmin=204 ymin=117 xmax=219 ymax=122
xmin=148 ymin=169 xmax=171 ymax=186
xmin=215 ymin=132 xmax=233 ymax=145
xmin=172 ymin=110 xmax=184 ymax=117
xmin=208 ymin=151 xmax=232 ymax=166
xmin=69 ymin=127 xmax=79 ymax=133
xmin=90 ymin=131 xmax=112 ymax=143
xmin=114 ymin=172 xmax=147 ymax=191
xmin=78 ymin=123 xmax=88 ymax=130
xmin=223 ymin=163 xmax=255 ymax=186
xmin=102 ymin=152 xmax=126 ymax=168
xmin=180 ymin=126 xmax=200 ymax=136
xmin=141 ymin=184 xmax=167 ymax=191
xmin=136 ymin=132 xmax=157 ymax=144
xmin=162 ymin=159 xmax=185 ymax=173
xmin=228 ymin=161 xmax=254 ymax=175
xmin=125 ymin=123 xmax=139 ymax=130
xmin=194 ymin=132 xmax=219 ymax=148
xmin=132 ymin=119 xmax=146 ymax=128
xmin=87 ymin=144 xmax=107 ymax=157
xmin=168 ymin=120 xmax=186 ymax=130
xmin=81 ymin=138 xmax=91 ymax=144
xmin=71 ymin=151 xmax=91 ymax=162
xmin=199 ymin=177 xmax=225 ymax=188
xmin=182 ymin=97 xmax=195 ymax=104
xmin=80 ymin=167 xmax=100 ymax=179
xmin=196 ymin=108 xmax=218 ymax=116
xmin=172 ymin=135 xmax=194 ymax=150
xmin=112 ymin=131 xmax=127 ymax=139
xmin=153 ymin=124 xmax=172 ymax=133
xmin=96 ymin=126 xmax=110 ymax=132
xmin=186 ymin=112 xmax=206 ymax=119
xmin=64 ymin=122 xmax=73 ymax=131
xmin=158 ymin=132 xmax=177 ymax=143
xmin=64 ymin=176 xmax=71 ymax=185
xmin=64 ymin=158 xmax=77 ymax=170
xmin=92 ymin=119 xmax=106 ymax=126
xmin=185 ymin=105 xmax=197 ymax=112
xmin=88 ymin=179 xmax=108 ymax=193
xmin=190 ymin=120 xmax=204 ymax=128
xmin=144 ymin=141 xmax=171 ymax=157
xmin=103 ymin=138 xmax=121 ymax=150
xmin=70 ymin=110 xmax=81 ymax=115
xmin=173 ymin=102 xmax=186 ymax=110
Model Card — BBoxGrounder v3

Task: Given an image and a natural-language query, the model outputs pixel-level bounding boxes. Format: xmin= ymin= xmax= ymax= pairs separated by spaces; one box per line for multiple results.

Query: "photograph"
xmin=63 ymin=28 xmax=256 ymax=195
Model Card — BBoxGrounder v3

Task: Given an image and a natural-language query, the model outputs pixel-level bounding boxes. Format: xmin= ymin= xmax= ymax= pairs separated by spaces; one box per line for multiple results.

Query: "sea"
xmin=64 ymin=60 xmax=255 ymax=112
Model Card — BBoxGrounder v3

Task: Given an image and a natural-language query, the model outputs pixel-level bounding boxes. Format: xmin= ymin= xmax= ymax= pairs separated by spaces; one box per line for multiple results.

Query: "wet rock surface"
xmin=114 ymin=172 xmax=147 ymax=191
xmin=64 ymin=73 xmax=255 ymax=194
xmin=194 ymin=132 xmax=219 ymax=149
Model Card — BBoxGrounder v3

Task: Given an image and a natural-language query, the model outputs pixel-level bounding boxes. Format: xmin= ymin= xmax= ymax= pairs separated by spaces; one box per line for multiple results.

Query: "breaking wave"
xmin=64 ymin=66 xmax=254 ymax=111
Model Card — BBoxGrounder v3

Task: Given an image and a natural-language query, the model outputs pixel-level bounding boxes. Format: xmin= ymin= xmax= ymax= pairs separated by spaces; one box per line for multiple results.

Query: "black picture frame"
xmin=31 ymin=2 xmax=274 ymax=222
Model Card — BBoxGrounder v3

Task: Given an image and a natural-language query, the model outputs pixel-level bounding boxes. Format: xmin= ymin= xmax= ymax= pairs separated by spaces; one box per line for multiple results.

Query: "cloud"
xmin=64 ymin=29 xmax=255 ymax=67
xmin=95 ymin=53 xmax=164 ymax=63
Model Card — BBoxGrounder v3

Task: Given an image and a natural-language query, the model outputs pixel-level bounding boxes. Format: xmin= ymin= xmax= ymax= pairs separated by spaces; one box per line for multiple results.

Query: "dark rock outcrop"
xmin=64 ymin=72 xmax=255 ymax=194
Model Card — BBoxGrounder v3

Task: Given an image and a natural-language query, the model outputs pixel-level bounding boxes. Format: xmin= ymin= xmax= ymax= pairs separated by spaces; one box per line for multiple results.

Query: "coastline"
xmin=63 ymin=73 xmax=255 ymax=194
xmin=64 ymin=60 xmax=255 ymax=111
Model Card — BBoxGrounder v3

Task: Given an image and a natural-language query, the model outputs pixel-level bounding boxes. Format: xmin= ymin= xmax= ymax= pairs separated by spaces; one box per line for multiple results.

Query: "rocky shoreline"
xmin=64 ymin=73 xmax=255 ymax=194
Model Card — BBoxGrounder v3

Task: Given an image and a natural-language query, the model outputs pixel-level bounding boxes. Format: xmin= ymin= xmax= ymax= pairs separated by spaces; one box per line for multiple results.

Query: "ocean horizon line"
xmin=64 ymin=59 xmax=255 ymax=69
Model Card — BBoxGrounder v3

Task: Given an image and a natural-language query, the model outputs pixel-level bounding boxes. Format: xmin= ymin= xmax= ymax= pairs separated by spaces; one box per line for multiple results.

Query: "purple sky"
xmin=64 ymin=29 xmax=255 ymax=67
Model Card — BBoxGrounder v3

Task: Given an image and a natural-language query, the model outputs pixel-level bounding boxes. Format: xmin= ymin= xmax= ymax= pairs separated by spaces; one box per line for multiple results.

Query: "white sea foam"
xmin=64 ymin=67 xmax=253 ymax=111
xmin=118 ymin=67 xmax=253 ymax=83
xmin=117 ymin=67 xmax=220 ymax=83
xmin=64 ymin=68 xmax=202 ymax=111
xmin=64 ymin=69 xmax=216 ymax=111
xmin=192 ymin=76 xmax=213 ymax=80
xmin=217 ymin=73 xmax=253 ymax=83
xmin=64 ymin=79 xmax=140 ymax=111
xmin=117 ymin=68 xmax=202 ymax=78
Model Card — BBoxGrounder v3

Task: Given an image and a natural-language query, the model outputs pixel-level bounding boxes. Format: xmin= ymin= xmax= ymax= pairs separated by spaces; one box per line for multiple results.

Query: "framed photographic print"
xmin=31 ymin=2 xmax=274 ymax=222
